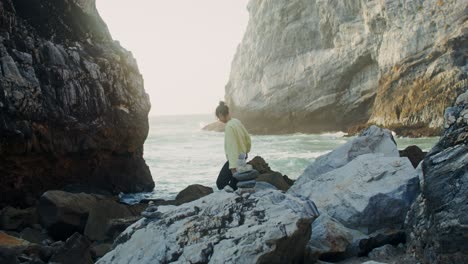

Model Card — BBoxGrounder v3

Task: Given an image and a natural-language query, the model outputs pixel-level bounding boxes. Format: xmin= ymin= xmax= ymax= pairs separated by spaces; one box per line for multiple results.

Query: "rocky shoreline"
xmin=1 ymin=0 xmax=466 ymax=263
xmin=98 ymin=91 xmax=466 ymax=264
xmin=1 ymin=91 xmax=466 ymax=263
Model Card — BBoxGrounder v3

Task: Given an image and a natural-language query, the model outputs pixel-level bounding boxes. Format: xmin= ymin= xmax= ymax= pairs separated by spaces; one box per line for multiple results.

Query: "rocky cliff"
xmin=406 ymin=90 xmax=467 ymax=263
xmin=225 ymin=0 xmax=467 ymax=136
xmin=0 ymin=0 xmax=154 ymax=207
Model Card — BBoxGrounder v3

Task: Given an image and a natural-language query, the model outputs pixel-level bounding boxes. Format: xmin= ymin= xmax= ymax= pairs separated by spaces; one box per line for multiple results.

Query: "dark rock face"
xmin=247 ymin=156 xmax=294 ymax=190
xmin=174 ymin=184 xmax=213 ymax=205
xmin=49 ymin=232 xmax=93 ymax=264
xmin=83 ymin=200 xmax=145 ymax=241
xmin=37 ymin=191 xmax=103 ymax=241
xmin=0 ymin=206 xmax=37 ymax=231
xmin=406 ymin=91 xmax=468 ymax=263
xmin=0 ymin=0 xmax=154 ymax=208
xmin=399 ymin=145 xmax=427 ymax=168
xmin=37 ymin=190 xmax=146 ymax=242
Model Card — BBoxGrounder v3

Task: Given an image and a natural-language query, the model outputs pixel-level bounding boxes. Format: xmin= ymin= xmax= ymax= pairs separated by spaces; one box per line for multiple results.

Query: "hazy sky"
xmin=96 ymin=0 xmax=250 ymax=116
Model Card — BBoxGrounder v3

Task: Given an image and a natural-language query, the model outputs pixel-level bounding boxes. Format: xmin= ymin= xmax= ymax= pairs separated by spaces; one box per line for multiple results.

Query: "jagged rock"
xmin=19 ymin=228 xmax=50 ymax=244
xmin=248 ymin=156 xmax=273 ymax=174
xmin=37 ymin=190 xmax=145 ymax=242
xmin=104 ymin=216 xmax=142 ymax=241
xmin=257 ymin=172 xmax=291 ymax=191
xmin=308 ymin=213 xmax=367 ymax=262
xmin=406 ymin=90 xmax=468 ymax=263
xmin=290 ymin=126 xmax=419 ymax=260
xmin=202 ymin=121 xmax=225 ymax=132
xmin=97 ymin=190 xmax=319 ymax=264
xmin=247 ymin=156 xmax=294 ymax=191
xmin=0 ymin=206 xmax=38 ymax=231
xmin=84 ymin=200 xmax=146 ymax=241
xmin=0 ymin=0 xmax=154 ymax=208
xmin=368 ymin=244 xmax=400 ymax=260
xmin=91 ymin=243 xmax=112 ymax=260
xmin=358 ymin=230 xmax=406 ymax=257
xmin=292 ymin=126 xmax=399 ymax=187
xmin=225 ymin=0 xmax=467 ymax=136
xmin=399 ymin=145 xmax=427 ymax=168
xmin=173 ymin=184 xmax=213 ymax=205
xmin=49 ymin=233 xmax=93 ymax=264
xmin=38 ymin=191 xmax=103 ymax=240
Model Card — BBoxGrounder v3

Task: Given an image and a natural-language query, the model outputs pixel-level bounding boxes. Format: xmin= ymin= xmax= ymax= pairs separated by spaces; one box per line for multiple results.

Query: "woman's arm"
xmin=225 ymin=126 xmax=239 ymax=170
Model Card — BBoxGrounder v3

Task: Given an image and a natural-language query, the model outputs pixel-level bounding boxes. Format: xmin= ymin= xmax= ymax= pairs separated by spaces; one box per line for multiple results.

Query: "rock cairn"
xmin=233 ymin=154 xmax=259 ymax=194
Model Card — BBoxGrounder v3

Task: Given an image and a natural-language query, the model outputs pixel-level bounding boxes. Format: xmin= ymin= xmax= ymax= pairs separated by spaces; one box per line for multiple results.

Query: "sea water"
xmin=120 ymin=114 xmax=439 ymax=203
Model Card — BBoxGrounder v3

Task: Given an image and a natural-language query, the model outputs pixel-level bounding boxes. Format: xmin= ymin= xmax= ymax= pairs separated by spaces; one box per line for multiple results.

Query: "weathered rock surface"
xmin=290 ymin=126 xmax=420 ymax=260
xmin=406 ymin=90 xmax=468 ymax=263
xmin=83 ymin=200 xmax=145 ymax=241
xmin=0 ymin=0 xmax=154 ymax=208
xmin=49 ymin=232 xmax=93 ymax=264
xmin=37 ymin=190 xmax=145 ymax=241
xmin=248 ymin=156 xmax=295 ymax=190
xmin=225 ymin=0 xmax=467 ymax=136
xmin=0 ymin=206 xmax=37 ymax=231
xmin=292 ymin=125 xmax=399 ymax=187
xmin=98 ymin=190 xmax=319 ymax=264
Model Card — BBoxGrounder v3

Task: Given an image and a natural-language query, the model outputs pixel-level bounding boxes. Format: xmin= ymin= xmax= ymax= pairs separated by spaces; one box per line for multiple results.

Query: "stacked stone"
xmin=233 ymin=165 xmax=259 ymax=194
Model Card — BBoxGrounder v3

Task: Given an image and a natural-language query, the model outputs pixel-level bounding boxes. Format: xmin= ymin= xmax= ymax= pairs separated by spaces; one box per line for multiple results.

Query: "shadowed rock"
xmin=406 ymin=90 xmax=468 ymax=263
xmin=0 ymin=0 xmax=154 ymax=208
xmin=248 ymin=156 xmax=295 ymax=191
xmin=290 ymin=126 xmax=420 ymax=260
xmin=399 ymin=145 xmax=427 ymax=168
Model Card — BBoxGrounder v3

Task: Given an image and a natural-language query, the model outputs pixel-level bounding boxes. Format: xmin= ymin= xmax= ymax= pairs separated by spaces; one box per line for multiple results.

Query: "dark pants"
xmin=216 ymin=161 xmax=238 ymax=190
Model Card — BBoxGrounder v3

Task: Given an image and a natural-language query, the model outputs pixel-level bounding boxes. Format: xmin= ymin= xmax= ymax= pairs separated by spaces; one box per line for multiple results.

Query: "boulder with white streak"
xmin=98 ymin=190 xmax=319 ymax=264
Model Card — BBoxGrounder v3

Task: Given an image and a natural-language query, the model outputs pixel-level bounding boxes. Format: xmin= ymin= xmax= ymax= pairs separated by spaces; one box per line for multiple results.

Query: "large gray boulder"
xmin=406 ymin=90 xmax=468 ymax=263
xmin=292 ymin=125 xmax=399 ymax=188
xmin=98 ymin=190 xmax=319 ymax=264
xmin=293 ymin=153 xmax=417 ymax=231
xmin=289 ymin=126 xmax=419 ymax=259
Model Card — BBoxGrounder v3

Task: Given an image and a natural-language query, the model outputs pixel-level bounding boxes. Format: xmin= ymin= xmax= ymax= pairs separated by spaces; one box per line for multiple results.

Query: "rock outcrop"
xmin=98 ymin=190 xmax=319 ymax=264
xmin=0 ymin=0 xmax=154 ymax=207
xmin=248 ymin=156 xmax=295 ymax=191
xmin=289 ymin=126 xmax=420 ymax=260
xmin=406 ymin=90 xmax=468 ymax=263
xmin=225 ymin=0 xmax=467 ymax=135
xmin=37 ymin=190 xmax=145 ymax=241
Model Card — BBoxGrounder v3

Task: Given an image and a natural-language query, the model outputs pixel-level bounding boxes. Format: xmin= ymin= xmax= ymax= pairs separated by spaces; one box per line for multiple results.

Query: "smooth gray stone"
xmin=236 ymin=180 xmax=256 ymax=188
xmin=233 ymin=170 xmax=259 ymax=181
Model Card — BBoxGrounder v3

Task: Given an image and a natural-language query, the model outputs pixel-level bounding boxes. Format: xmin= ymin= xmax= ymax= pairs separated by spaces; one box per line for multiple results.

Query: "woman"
xmin=215 ymin=101 xmax=251 ymax=191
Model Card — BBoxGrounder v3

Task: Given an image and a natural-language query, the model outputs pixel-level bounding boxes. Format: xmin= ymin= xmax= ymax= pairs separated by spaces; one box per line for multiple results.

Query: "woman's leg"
xmin=216 ymin=161 xmax=232 ymax=190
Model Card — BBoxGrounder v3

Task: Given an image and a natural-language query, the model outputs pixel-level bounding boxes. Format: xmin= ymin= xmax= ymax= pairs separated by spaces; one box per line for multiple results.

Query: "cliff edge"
xmin=0 ymin=0 xmax=154 ymax=207
xmin=226 ymin=0 xmax=467 ymax=136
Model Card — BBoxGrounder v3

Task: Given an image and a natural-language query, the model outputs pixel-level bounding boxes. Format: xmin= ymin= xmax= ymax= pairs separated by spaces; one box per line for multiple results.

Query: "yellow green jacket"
xmin=224 ymin=118 xmax=251 ymax=169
